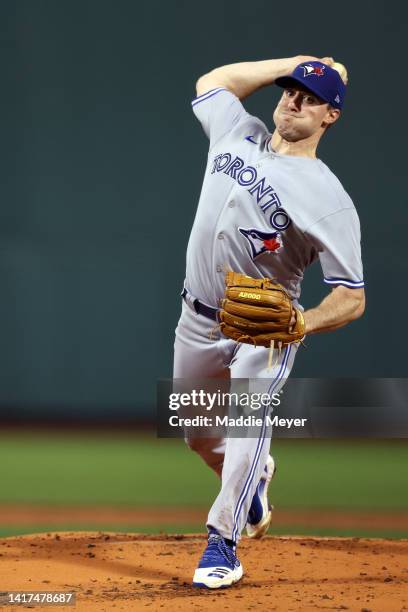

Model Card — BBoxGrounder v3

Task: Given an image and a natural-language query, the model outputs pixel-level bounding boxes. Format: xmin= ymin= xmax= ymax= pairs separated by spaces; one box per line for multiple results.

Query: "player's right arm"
xmin=196 ymin=55 xmax=332 ymax=100
xmin=192 ymin=55 xmax=332 ymax=148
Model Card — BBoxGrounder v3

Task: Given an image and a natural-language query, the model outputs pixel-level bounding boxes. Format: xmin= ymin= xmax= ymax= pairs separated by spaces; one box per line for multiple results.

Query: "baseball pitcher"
xmin=173 ymin=54 xmax=365 ymax=588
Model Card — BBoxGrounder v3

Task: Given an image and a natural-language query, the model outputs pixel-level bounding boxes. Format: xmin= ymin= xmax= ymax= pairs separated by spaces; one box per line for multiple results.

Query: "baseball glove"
xmin=219 ymin=272 xmax=305 ymax=348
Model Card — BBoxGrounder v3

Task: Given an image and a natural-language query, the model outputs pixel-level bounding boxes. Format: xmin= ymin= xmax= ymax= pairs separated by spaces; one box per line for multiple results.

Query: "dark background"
xmin=0 ymin=0 xmax=405 ymax=418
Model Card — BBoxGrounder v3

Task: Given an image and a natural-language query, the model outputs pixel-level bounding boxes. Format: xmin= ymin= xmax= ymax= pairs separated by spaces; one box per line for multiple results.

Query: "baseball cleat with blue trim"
xmin=193 ymin=530 xmax=243 ymax=589
xmin=246 ymin=455 xmax=276 ymax=538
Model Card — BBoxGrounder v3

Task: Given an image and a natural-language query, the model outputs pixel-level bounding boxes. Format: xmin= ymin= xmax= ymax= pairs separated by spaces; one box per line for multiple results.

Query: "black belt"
xmin=181 ymin=288 xmax=219 ymax=322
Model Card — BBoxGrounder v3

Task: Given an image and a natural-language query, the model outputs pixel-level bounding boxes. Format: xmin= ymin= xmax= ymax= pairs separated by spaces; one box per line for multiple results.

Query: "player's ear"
xmin=322 ymin=106 xmax=340 ymax=127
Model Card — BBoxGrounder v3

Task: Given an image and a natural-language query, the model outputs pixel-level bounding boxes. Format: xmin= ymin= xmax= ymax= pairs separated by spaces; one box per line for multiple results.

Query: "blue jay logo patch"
xmin=239 ymin=227 xmax=283 ymax=259
xmin=302 ymin=63 xmax=325 ymax=77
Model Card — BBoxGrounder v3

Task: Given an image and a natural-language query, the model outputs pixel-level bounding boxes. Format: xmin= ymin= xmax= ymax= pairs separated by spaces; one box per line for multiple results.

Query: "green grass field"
xmin=1 ymin=432 xmax=407 ymax=538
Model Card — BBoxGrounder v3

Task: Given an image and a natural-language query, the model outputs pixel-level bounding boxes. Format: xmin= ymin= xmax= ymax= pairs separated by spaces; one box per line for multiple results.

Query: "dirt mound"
xmin=0 ymin=532 xmax=407 ymax=611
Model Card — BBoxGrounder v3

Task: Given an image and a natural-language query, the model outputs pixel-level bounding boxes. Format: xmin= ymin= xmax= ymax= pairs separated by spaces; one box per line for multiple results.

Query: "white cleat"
xmin=193 ymin=563 xmax=243 ymax=589
xmin=193 ymin=531 xmax=243 ymax=589
xmin=246 ymin=455 xmax=276 ymax=539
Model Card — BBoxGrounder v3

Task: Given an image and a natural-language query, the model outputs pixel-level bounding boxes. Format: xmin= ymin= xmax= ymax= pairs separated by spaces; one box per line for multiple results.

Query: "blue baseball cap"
xmin=275 ymin=61 xmax=346 ymax=110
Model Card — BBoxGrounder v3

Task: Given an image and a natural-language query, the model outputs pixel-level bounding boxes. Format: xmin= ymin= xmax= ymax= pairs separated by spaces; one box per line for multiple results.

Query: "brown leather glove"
xmin=219 ymin=272 xmax=305 ymax=348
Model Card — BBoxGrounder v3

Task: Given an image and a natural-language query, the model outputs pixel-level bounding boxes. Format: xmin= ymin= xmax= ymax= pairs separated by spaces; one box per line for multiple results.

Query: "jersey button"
xmin=216 ymin=265 xmax=223 ymax=272
xmin=218 ymin=233 xmax=224 ymax=239
xmin=228 ymin=201 xmax=235 ymax=208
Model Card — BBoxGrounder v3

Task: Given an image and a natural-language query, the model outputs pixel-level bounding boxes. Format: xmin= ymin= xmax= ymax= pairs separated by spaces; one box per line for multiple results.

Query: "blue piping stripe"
xmin=231 ymin=346 xmax=291 ymax=543
xmin=191 ymin=88 xmax=226 ymax=107
xmin=192 ymin=87 xmax=226 ymax=103
xmin=231 ymin=404 xmax=267 ymax=544
xmin=324 ymin=277 xmax=365 ymax=288
xmin=193 ymin=87 xmax=225 ymax=101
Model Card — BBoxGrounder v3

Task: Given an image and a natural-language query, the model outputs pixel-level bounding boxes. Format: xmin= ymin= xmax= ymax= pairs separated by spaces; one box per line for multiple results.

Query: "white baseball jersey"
xmin=185 ymin=87 xmax=364 ymax=307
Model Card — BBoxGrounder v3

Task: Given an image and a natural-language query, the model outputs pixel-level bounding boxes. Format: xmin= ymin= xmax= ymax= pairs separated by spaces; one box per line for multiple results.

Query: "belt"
xmin=181 ymin=288 xmax=219 ymax=322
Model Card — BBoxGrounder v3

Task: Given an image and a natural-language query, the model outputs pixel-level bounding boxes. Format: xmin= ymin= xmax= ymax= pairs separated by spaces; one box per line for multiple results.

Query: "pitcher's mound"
xmin=0 ymin=532 xmax=407 ymax=611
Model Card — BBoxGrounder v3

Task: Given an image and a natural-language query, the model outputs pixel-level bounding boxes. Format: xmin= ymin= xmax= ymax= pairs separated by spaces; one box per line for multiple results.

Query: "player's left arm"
xmin=304 ymin=203 xmax=365 ymax=335
xmin=302 ymin=285 xmax=365 ymax=335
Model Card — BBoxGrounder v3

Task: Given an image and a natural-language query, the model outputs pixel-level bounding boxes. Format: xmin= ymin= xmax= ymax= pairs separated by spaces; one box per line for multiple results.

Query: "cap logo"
xmin=302 ymin=63 xmax=325 ymax=77
xmin=335 ymin=94 xmax=340 ymax=103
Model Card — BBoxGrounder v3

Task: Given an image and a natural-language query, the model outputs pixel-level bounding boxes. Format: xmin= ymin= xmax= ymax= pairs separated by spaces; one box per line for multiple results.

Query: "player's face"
xmin=273 ymin=86 xmax=339 ymax=142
